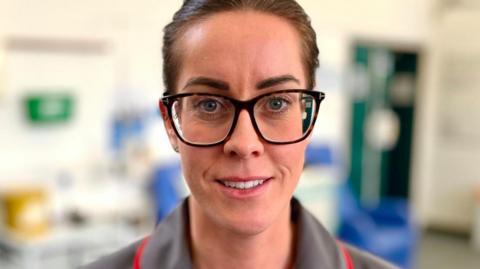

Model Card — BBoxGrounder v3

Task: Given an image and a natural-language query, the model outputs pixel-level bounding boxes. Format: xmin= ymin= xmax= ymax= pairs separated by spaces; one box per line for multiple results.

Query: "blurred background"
xmin=0 ymin=0 xmax=479 ymax=268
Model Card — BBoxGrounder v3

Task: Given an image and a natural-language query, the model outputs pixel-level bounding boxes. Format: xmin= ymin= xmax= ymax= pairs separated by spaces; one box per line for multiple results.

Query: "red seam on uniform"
xmin=339 ymin=243 xmax=355 ymax=269
xmin=133 ymin=236 xmax=150 ymax=269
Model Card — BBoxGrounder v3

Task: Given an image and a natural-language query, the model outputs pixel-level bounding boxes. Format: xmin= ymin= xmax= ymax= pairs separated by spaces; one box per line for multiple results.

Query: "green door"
xmin=349 ymin=44 xmax=417 ymax=203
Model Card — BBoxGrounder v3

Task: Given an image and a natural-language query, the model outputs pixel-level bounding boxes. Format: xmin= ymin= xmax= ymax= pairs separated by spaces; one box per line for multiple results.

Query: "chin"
xmin=216 ymin=204 xmax=280 ymax=236
xmin=224 ymin=215 xmax=271 ymax=236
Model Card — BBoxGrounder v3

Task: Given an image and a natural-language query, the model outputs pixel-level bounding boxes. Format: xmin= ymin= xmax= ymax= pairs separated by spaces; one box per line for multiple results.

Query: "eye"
xmin=197 ymin=98 xmax=220 ymax=113
xmin=266 ymin=97 xmax=288 ymax=111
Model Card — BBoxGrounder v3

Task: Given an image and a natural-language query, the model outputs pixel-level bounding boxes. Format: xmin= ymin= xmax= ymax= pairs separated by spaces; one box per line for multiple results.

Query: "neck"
xmin=188 ymin=198 xmax=296 ymax=269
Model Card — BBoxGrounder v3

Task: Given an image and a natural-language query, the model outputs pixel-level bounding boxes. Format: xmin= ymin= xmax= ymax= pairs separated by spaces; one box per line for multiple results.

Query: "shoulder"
xmin=80 ymin=240 xmax=141 ymax=269
xmin=343 ymin=243 xmax=399 ymax=269
xmin=80 ymin=199 xmax=191 ymax=269
xmin=292 ymin=198 xmax=399 ymax=269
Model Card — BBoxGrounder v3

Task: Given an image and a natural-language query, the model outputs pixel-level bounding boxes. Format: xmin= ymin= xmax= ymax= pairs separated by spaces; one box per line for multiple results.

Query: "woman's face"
xmin=167 ymin=11 xmax=310 ymax=235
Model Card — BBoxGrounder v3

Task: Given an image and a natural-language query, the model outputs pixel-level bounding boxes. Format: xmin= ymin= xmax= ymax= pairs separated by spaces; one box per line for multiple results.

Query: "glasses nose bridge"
xmin=229 ymin=98 xmax=260 ymax=137
xmin=233 ymin=98 xmax=256 ymax=112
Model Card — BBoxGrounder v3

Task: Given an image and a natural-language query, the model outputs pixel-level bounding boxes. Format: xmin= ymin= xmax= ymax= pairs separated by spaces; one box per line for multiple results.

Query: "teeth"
xmin=222 ymin=179 xmax=265 ymax=190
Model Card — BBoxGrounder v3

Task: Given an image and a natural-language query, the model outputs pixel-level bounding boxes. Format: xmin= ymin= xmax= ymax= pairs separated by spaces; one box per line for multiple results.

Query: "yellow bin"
xmin=1 ymin=188 xmax=49 ymax=238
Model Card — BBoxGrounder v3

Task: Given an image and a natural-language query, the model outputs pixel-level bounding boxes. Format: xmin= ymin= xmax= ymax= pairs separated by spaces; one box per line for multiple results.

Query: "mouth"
xmin=216 ymin=178 xmax=270 ymax=190
xmin=215 ymin=176 xmax=273 ymax=199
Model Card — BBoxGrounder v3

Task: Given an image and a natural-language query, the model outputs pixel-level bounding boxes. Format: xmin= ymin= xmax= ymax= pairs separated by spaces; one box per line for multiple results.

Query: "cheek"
xmin=270 ymin=142 xmax=307 ymax=181
xmin=179 ymin=146 xmax=219 ymax=186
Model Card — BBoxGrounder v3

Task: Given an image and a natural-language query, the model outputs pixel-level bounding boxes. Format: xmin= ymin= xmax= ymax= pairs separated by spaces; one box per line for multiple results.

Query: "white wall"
xmin=301 ymin=0 xmax=431 ymax=43
xmin=0 ymin=0 xmax=179 ymax=186
xmin=412 ymin=6 xmax=480 ymax=231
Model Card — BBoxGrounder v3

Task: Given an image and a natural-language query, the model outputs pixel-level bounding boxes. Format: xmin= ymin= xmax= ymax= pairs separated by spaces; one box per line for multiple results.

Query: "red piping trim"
xmin=133 ymin=236 xmax=150 ymax=269
xmin=339 ymin=243 xmax=355 ymax=269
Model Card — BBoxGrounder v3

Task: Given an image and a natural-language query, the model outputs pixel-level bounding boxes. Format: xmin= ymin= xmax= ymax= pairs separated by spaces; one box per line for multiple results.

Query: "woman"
xmin=85 ymin=0 xmax=398 ymax=268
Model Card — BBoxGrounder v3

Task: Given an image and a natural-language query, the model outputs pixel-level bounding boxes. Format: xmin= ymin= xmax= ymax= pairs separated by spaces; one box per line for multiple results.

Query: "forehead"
xmin=175 ymin=10 xmax=306 ymax=92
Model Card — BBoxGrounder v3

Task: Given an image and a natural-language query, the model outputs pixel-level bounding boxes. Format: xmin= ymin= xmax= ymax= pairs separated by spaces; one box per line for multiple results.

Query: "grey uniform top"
xmin=83 ymin=197 xmax=398 ymax=269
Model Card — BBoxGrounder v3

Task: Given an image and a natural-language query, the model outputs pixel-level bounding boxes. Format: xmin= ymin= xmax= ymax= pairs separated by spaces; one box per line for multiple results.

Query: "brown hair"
xmin=162 ymin=0 xmax=319 ymax=94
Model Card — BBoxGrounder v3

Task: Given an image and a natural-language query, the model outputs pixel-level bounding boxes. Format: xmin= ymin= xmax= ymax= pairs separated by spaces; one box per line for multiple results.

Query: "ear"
xmin=159 ymin=100 xmax=179 ymax=152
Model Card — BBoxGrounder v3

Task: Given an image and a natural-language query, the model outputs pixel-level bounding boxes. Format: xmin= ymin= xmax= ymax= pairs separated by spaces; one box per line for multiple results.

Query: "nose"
xmin=223 ymin=110 xmax=264 ymax=158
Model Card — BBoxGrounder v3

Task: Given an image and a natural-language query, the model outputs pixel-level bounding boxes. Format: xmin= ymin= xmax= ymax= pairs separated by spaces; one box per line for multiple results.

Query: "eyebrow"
xmin=256 ymin=75 xmax=301 ymax=89
xmin=182 ymin=74 xmax=301 ymax=91
xmin=183 ymin=77 xmax=229 ymax=91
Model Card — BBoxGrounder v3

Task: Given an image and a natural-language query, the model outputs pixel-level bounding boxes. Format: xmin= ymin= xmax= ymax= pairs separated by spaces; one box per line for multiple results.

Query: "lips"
xmin=216 ymin=176 xmax=272 ymax=190
xmin=219 ymin=179 xmax=266 ymax=189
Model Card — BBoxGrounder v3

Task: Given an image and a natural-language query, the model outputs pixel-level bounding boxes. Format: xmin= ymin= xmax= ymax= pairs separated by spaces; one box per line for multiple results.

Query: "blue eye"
xmin=199 ymin=99 xmax=219 ymax=112
xmin=267 ymin=98 xmax=287 ymax=111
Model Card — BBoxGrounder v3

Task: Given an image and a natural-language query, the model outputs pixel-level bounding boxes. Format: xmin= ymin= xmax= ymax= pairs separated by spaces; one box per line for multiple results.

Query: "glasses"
xmin=159 ymin=89 xmax=325 ymax=147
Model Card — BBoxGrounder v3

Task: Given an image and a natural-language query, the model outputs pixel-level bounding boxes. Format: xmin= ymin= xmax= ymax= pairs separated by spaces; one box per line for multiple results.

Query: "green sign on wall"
xmin=24 ymin=92 xmax=74 ymax=124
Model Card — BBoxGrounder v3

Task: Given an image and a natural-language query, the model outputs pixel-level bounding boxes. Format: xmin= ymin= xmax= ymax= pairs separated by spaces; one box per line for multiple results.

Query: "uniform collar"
xmin=141 ymin=199 xmax=192 ymax=269
xmin=291 ymin=198 xmax=343 ymax=269
xmin=141 ymin=197 xmax=342 ymax=269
